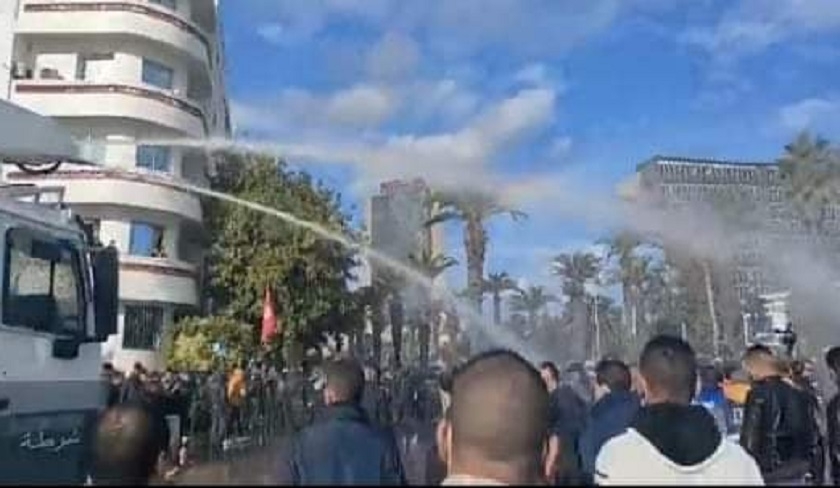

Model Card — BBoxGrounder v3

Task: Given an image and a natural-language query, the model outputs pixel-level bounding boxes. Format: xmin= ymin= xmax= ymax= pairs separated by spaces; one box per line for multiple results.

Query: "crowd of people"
xmin=99 ymin=359 xmax=319 ymax=470
xmin=87 ymin=335 xmax=840 ymax=485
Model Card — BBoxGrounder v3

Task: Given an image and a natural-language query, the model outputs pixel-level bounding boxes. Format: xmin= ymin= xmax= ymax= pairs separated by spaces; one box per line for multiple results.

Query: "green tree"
xmin=601 ymin=232 xmax=641 ymax=335
xmin=427 ymin=190 xmax=526 ymax=312
xmin=779 ymin=132 xmax=840 ymax=234
xmin=409 ymin=250 xmax=458 ymax=367
xmin=205 ymin=153 xmax=358 ymax=361
xmin=483 ymin=271 xmax=518 ymax=326
xmin=163 ymin=316 xmax=256 ymax=372
xmin=551 ymin=252 xmax=601 ymax=360
xmin=510 ymin=285 xmax=556 ymax=332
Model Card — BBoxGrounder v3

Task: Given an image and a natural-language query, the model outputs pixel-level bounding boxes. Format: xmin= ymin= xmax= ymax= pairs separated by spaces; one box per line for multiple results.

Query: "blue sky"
xmin=221 ymin=0 xmax=840 ymax=295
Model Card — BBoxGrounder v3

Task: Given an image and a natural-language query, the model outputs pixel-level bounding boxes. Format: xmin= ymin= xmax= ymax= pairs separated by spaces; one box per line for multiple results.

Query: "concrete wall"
xmin=0 ymin=0 xmax=20 ymax=100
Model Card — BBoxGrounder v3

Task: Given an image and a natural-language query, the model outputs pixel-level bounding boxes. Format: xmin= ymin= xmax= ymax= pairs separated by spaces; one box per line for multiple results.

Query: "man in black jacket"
xmin=825 ymin=346 xmax=840 ymax=485
xmin=539 ymin=361 xmax=588 ymax=485
xmin=741 ymin=344 xmax=821 ymax=485
xmin=287 ymin=357 xmax=405 ymax=485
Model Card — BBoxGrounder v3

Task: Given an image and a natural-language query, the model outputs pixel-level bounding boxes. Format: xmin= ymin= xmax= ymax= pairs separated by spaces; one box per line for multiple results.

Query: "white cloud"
xmin=365 ymin=32 xmax=420 ymax=80
xmin=409 ymin=79 xmax=480 ymax=127
xmin=514 ymin=64 xmax=550 ymax=86
xmin=681 ymin=21 xmax=783 ymax=61
xmin=779 ymin=97 xmax=840 ymax=132
xmin=548 ymin=136 xmax=573 ymax=159
xmin=231 ymin=84 xmax=397 ymax=135
xmin=256 ymin=23 xmax=286 ymax=44
xmin=249 ymin=0 xmax=678 ymax=59
xmin=231 ymin=87 xmax=557 ymax=194
xmin=324 ymin=85 xmax=397 ymax=127
xmin=682 ymin=0 xmax=840 ymax=62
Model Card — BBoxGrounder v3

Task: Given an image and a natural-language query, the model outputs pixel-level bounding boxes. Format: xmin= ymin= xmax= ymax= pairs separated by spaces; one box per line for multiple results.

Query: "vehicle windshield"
xmin=4 ymin=228 xmax=84 ymax=334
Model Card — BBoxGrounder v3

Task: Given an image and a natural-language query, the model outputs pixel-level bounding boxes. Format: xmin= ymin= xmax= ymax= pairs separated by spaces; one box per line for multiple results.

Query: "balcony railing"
xmin=22 ymin=1 xmax=213 ymax=66
xmin=5 ymin=167 xmax=206 ymax=194
xmin=120 ymin=255 xmax=198 ymax=280
xmin=13 ymin=81 xmax=208 ymax=134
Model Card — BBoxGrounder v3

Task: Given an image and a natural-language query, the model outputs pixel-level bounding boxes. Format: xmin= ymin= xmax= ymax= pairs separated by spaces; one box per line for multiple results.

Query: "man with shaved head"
xmin=91 ymin=405 xmax=166 ymax=485
xmin=437 ymin=350 xmax=551 ymax=485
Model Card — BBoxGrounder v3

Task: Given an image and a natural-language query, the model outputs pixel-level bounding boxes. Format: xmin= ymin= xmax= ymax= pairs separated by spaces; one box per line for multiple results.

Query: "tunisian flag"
xmin=260 ymin=286 xmax=279 ymax=345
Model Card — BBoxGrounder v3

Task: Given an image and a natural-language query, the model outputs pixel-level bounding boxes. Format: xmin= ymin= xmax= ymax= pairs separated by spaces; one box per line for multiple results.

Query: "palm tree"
xmin=778 ymin=132 xmax=839 ymax=234
xmin=702 ymin=260 xmax=720 ymax=358
xmin=375 ymin=271 xmax=405 ymax=369
xmin=552 ymin=252 xmax=601 ymax=360
xmin=357 ymin=284 xmax=387 ymax=368
xmin=510 ymin=285 xmax=557 ymax=332
xmin=600 ymin=232 xmax=641 ymax=335
xmin=483 ymin=272 xmax=518 ymax=326
xmin=409 ymin=250 xmax=459 ymax=367
xmin=427 ymin=190 xmax=526 ymax=312
xmin=626 ymin=254 xmax=656 ymax=339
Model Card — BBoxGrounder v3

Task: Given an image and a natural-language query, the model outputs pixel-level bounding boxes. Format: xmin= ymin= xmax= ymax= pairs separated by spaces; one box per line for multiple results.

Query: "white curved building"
xmin=0 ymin=0 xmax=230 ymax=371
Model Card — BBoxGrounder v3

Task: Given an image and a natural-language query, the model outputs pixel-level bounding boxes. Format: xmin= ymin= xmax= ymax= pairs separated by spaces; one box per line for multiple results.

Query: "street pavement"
xmin=173 ymin=424 xmax=436 ymax=485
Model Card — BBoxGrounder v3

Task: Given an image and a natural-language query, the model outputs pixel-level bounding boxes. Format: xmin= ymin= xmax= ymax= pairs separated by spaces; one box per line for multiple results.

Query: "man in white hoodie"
xmin=595 ymin=335 xmax=764 ymax=486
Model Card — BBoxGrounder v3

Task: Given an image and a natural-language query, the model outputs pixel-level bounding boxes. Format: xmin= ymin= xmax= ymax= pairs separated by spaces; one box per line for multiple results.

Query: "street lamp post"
xmin=594 ymin=294 xmax=601 ymax=360
xmin=585 ymin=281 xmax=601 ymax=360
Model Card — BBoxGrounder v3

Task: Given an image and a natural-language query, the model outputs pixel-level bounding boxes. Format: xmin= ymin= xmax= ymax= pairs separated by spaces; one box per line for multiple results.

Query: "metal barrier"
xmin=178 ymin=374 xmax=316 ymax=465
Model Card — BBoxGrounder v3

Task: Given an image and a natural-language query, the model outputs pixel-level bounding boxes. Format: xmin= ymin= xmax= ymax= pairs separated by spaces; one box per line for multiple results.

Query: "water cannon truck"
xmin=0 ymin=101 xmax=119 ymax=484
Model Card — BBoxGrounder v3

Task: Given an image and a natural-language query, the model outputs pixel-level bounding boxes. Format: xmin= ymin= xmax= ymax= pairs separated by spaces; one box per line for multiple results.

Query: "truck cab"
xmin=0 ymin=101 xmax=119 ymax=484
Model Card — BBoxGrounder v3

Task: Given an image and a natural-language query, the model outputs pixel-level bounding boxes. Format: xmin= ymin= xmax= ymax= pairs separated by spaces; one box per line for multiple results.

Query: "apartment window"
xmin=129 ymin=222 xmax=166 ymax=258
xmin=79 ymin=138 xmax=107 ymax=164
xmin=75 ymin=53 xmax=114 ymax=81
xmin=4 ymin=228 xmax=84 ymax=334
xmin=136 ymin=145 xmax=171 ymax=173
xmin=142 ymin=58 xmax=174 ymax=90
xmin=122 ymin=305 xmax=164 ymax=350
xmin=149 ymin=0 xmax=177 ymax=10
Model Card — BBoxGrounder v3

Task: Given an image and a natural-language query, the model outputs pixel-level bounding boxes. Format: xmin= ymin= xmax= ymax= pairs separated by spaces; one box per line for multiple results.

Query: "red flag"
xmin=260 ymin=286 xmax=278 ymax=345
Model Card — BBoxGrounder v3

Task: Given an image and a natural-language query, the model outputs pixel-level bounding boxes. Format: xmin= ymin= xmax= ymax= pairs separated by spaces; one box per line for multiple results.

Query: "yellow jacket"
xmin=723 ymin=379 xmax=750 ymax=406
xmin=227 ymin=369 xmax=247 ymax=407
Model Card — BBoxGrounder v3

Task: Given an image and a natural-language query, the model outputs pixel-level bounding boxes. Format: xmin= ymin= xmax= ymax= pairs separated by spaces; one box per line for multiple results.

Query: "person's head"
xmin=593 ymin=359 xmax=632 ymax=401
xmin=92 ymin=405 xmax=165 ymax=485
xmin=321 ymin=357 xmax=365 ymax=406
xmin=538 ymin=361 xmax=559 ymax=392
xmin=742 ymin=344 xmax=778 ymax=381
xmin=638 ymin=335 xmax=698 ymax=405
xmin=826 ymin=347 xmax=840 ymax=384
xmin=697 ymin=364 xmax=723 ymax=393
xmin=438 ymin=350 xmax=550 ymax=485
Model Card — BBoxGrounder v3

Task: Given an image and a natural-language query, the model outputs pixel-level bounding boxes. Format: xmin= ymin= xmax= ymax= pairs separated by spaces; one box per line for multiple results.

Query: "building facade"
xmin=627 ymin=155 xmax=840 ymax=322
xmin=0 ymin=0 xmax=230 ymax=371
xmin=365 ymin=178 xmax=446 ymax=363
xmin=368 ymin=179 xmax=446 ymax=286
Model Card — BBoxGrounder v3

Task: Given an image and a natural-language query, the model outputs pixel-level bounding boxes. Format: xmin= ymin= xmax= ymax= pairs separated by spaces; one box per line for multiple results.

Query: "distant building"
xmin=365 ymin=178 xmax=446 ymax=363
xmin=0 ymin=0 xmax=230 ymax=371
xmin=623 ymin=155 xmax=840 ymax=333
xmin=367 ymin=178 xmax=444 ymax=285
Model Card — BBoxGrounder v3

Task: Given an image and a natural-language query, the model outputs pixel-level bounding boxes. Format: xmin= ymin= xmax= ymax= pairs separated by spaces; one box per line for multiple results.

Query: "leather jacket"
xmin=739 ymin=376 xmax=823 ymax=483
xmin=827 ymin=393 xmax=840 ymax=484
